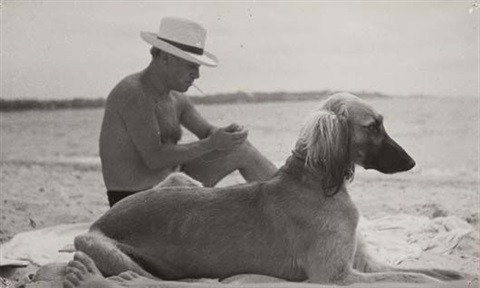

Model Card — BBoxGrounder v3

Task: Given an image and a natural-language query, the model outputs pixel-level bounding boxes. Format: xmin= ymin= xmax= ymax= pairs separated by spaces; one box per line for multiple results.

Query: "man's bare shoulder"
xmin=107 ymin=73 xmax=147 ymax=108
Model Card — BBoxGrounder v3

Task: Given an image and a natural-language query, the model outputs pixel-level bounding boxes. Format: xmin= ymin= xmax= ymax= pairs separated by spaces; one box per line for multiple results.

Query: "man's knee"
xmin=231 ymin=141 xmax=256 ymax=161
xmin=197 ymin=141 xmax=254 ymax=167
xmin=154 ymin=172 xmax=203 ymax=188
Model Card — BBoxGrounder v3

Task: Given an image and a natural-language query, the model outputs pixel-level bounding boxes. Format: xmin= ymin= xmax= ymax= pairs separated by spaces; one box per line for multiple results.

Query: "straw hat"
xmin=140 ymin=17 xmax=218 ymax=67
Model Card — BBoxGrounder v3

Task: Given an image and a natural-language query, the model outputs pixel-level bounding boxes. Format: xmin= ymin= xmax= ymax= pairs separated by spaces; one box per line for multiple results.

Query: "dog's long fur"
xmin=75 ymin=93 xmax=464 ymax=285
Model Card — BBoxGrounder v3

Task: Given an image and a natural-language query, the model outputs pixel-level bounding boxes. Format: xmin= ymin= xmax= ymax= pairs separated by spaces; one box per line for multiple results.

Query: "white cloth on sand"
xmin=357 ymin=214 xmax=475 ymax=265
xmin=0 ymin=223 xmax=89 ymax=266
xmin=0 ymin=215 xmax=475 ymax=267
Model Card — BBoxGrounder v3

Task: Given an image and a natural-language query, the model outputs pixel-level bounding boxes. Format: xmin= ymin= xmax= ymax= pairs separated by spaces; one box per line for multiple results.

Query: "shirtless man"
xmin=100 ymin=17 xmax=277 ymax=206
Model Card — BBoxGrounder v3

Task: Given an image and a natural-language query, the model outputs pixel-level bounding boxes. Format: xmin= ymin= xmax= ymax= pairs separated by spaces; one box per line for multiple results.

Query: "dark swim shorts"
xmin=106 ymin=190 xmax=139 ymax=207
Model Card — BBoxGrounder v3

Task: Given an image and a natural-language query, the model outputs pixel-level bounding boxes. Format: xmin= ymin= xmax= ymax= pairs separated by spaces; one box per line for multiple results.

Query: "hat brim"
xmin=140 ymin=32 xmax=218 ymax=67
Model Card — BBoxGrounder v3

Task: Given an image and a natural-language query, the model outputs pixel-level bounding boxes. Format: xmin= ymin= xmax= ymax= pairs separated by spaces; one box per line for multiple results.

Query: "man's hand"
xmin=208 ymin=123 xmax=248 ymax=151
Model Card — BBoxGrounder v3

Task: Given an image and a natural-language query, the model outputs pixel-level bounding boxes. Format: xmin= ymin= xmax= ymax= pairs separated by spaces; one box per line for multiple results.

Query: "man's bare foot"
xmin=63 ymin=251 xmax=165 ymax=288
xmin=109 ymin=270 xmax=161 ymax=286
xmin=63 ymin=251 xmax=120 ymax=288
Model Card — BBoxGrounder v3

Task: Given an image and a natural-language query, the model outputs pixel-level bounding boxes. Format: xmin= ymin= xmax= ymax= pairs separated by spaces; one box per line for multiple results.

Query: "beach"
xmin=1 ymin=97 xmax=478 ymax=277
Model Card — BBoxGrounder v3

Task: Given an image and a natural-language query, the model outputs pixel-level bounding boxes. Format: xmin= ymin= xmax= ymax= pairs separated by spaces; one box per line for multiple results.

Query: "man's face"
xmin=165 ymin=55 xmax=200 ymax=92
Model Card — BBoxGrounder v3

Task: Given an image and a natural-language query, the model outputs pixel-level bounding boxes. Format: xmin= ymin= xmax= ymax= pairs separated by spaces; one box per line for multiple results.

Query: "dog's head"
xmin=294 ymin=93 xmax=415 ymax=194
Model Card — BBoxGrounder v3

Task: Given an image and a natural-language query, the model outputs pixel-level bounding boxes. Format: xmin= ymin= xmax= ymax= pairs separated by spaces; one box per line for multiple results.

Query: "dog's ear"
xmin=297 ymin=109 xmax=352 ymax=195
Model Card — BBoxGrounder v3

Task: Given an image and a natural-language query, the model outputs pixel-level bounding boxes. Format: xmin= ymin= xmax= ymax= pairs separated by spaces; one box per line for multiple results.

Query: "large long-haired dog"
xmin=74 ymin=93 xmax=464 ymax=285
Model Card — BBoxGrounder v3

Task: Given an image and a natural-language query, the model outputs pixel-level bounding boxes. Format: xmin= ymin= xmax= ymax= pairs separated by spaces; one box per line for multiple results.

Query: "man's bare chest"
xmin=153 ymin=98 xmax=183 ymax=144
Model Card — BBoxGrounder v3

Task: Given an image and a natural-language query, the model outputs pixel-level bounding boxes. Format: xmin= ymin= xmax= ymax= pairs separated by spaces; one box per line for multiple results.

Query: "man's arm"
xmin=177 ymin=93 xmax=247 ymax=138
xmin=177 ymin=93 xmax=216 ymax=139
xmin=118 ymin=91 xmax=246 ymax=170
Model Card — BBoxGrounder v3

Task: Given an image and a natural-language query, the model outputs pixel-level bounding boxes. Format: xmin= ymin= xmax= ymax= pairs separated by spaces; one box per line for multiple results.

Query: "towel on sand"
xmin=0 ymin=214 xmax=474 ymax=268
xmin=357 ymin=214 xmax=475 ymax=265
xmin=0 ymin=223 xmax=89 ymax=267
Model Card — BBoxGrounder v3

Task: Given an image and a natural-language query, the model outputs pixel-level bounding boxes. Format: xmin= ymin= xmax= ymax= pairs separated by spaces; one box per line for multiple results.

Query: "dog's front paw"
xmin=427 ymin=268 xmax=465 ymax=281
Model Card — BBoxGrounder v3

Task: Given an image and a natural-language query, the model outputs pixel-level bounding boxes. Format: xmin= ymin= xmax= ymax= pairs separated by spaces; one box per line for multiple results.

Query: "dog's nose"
xmin=405 ymin=158 xmax=416 ymax=170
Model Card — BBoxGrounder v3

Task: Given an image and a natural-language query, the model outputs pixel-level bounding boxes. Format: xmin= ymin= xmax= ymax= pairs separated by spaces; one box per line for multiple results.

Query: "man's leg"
xmin=182 ymin=140 xmax=277 ymax=187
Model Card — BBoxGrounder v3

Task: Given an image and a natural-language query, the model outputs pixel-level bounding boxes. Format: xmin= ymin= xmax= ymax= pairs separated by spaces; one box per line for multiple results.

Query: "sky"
xmin=2 ymin=1 xmax=479 ymax=100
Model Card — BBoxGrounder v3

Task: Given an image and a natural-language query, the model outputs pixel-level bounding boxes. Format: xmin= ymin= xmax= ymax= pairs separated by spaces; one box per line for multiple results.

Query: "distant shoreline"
xmin=0 ymin=90 xmax=393 ymax=112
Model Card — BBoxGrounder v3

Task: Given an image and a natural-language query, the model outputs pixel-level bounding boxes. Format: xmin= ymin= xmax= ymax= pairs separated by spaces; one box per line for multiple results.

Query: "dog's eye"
xmin=367 ymin=124 xmax=380 ymax=134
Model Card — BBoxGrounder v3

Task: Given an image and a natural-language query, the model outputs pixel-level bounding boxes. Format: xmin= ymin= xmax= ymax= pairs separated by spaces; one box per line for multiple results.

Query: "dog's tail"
xmin=74 ymin=231 xmax=156 ymax=279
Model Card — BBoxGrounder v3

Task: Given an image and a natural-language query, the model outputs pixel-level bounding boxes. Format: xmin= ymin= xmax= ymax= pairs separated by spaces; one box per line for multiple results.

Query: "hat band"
xmin=157 ymin=37 xmax=204 ymax=55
